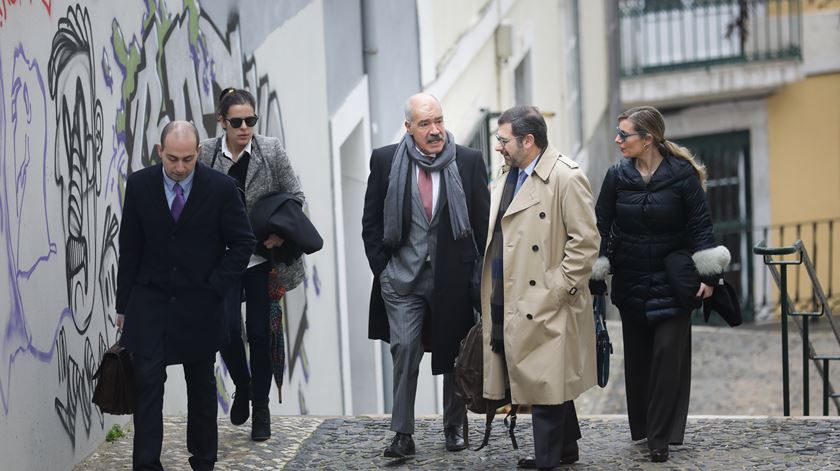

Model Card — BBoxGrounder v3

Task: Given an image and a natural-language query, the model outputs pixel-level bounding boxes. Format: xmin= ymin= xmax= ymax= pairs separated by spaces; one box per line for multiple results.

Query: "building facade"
xmin=617 ymin=0 xmax=840 ymax=322
xmin=0 ymin=0 xmax=615 ymax=468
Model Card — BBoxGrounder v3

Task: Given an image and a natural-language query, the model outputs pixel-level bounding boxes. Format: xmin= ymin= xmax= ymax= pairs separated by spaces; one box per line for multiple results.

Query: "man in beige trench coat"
xmin=480 ymin=106 xmax=600 ymax=470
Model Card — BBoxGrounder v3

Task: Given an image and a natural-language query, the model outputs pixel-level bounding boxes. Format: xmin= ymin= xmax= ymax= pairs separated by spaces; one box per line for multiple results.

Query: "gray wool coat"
xmin=199 ymin=134 xmax=306 ymax=290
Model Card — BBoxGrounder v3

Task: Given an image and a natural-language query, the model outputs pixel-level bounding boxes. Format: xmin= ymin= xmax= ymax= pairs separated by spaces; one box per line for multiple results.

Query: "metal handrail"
xmin=754 ymin=240 xmax=840 ymax=416
xmin=619 ymin=0 xmax=803 ymax=77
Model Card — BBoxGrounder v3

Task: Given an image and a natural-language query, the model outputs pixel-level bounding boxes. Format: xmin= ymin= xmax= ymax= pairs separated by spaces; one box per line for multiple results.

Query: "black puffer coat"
xmin=595 ymin=155 xmax=716 ymax=323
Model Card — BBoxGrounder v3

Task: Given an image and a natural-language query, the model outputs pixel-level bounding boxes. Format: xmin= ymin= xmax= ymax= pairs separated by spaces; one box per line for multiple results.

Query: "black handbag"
xmin=593 ymin=294 xmax=613 ymax=388
xmin=92 ymin=338 xmax=135 ymax=415
xmin=453 ymin=321 xmax=519 ymax=451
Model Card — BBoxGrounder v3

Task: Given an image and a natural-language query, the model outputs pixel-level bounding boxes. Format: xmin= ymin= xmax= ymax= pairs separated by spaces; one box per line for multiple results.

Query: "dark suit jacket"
xmin=116 ymin=162 xmax=256 ymax=364
xmin=361 ymin=143 xmax=490 ymax=374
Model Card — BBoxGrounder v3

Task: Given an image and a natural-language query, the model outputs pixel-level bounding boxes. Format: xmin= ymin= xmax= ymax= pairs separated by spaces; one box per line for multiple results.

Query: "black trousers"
xmin=621 ymin=312 xmax=692 ymax=450
xmin=219 ymin=262 xmax=272 ymax=405
xmin=531 ymin=401 xmax=581 ymax=468
xmin=132 ymin=351 xmax=217 ymax=470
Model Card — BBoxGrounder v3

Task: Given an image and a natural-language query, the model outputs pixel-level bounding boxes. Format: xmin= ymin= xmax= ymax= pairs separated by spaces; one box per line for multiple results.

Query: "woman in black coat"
xmin=591 ymin=106 xmax=730 ymax=463
xmin=199 ymin=88 xmax=306 ymax=442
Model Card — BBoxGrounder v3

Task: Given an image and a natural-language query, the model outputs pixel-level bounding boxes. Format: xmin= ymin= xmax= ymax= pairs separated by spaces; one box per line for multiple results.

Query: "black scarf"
xmin=489 ymin=168 xmax=520 ymax=353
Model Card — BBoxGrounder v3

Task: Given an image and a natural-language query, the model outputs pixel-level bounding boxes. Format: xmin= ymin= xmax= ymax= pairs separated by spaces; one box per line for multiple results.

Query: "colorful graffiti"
xmin=0 ymin=0 xmax=315 ymax=454
xmin=0 ymin=0 xmax=52 ymax=29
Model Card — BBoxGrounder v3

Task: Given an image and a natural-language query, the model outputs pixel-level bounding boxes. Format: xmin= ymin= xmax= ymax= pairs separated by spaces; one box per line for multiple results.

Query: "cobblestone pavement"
xmin=75 ymin=415 xmax=840 ymax=470
xmin=75 ymin=321 xmax=840 ymax=470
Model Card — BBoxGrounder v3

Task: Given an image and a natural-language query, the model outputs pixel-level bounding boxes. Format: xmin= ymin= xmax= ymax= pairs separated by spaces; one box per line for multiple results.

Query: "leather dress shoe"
xmin=650 ymin=447 xmax=669 ymax=463
xmin=516 ymin=457 xmax=554 ymax=470
xmin=384 ymin=432 xmax=415 ymax=458
xmin=561 ymin=442 xmax=580 ymax=464
xmin=229 ymin=386 xmax=250 ymax=426
xmin=517 ymin=443 xmax=579 ymax=469
xmin=444 ymin=426 xmax=467 ymax=452
xmin=251 ymin=403 xmax=271 ymax=441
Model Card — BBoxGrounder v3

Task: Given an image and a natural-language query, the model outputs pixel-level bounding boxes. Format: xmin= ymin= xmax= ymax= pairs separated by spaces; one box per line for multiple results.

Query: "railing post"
xmin=824 ymin=359 xmax=829 ymax=416
xmin=780 ymin=265 xmax=790 ymax=416
xmin=803 ymin=314 xmax=809 ymax=416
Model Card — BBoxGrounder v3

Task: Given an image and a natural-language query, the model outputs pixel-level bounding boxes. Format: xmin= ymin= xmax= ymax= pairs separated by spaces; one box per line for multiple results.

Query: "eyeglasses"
xmin=495 ymin=134 xmax=513 ymax=144
xmin=226 ymin=116 xmax=259 ymax=128
xmin=616 ymin=127 xmax=643 ymax=143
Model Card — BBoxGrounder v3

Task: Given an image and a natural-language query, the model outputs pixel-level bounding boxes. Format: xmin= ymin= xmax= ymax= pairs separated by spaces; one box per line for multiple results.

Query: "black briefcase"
xmin=92 ymin=340 xmax=135 ymax=415
xmin=593 ymin=295 xmax=613 ymax=388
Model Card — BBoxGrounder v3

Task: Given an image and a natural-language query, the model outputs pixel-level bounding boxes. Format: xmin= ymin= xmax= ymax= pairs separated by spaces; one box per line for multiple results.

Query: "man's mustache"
xmin=427 ymin=134 xmax=443 ymax=143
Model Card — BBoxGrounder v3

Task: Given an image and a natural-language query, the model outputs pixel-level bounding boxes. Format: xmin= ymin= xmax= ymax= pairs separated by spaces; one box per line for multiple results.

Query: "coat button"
xmin=539 ymin=212 xmax=546 ymax=219
xmin=532 ymin=245 xmax=539 ymax=252
xmin=526 ymin=314 xmax=533 ymax=320
xmin=170 ymin=296 xmax=176 ymax=302
xmin=529 ymin=280 xmax=536 ymax=286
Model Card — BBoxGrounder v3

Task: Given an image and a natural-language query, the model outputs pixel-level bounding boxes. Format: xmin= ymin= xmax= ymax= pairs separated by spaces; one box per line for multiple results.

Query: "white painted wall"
xmin=801 ymin=8 xmax=840 ymax=76
xmin=0 ymin=0 xmax=345 ymax=468
xmin=579 ymin=0 xmax=609 ymax=142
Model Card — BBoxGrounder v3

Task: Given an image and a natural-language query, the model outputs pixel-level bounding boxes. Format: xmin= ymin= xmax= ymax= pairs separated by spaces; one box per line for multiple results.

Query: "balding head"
xmin=404 ymin=93 xmax=441 ymax=123
xmin=157 ymin=121 xmax=201 ymax=181
xmin=404 ymin=93 xmax=447 ymax=155
xmin=160 ymin=120 xmax=200 ymax=149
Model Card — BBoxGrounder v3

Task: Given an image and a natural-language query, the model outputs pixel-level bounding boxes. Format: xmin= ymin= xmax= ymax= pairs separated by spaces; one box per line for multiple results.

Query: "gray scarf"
xmin=383 ymin=131 xmax=472 ymax=246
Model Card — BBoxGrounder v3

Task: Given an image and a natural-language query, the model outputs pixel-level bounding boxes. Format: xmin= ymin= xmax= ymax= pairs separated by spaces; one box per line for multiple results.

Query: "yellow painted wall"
xmin=767 ymin=72 xmax=840 ymax=309
xmin=767 ymin=73 xmax=840 ymax=225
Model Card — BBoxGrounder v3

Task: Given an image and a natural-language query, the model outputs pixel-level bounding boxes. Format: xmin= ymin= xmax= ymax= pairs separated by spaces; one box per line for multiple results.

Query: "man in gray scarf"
xmin=362 ymin=93 xmax=490 ymax=458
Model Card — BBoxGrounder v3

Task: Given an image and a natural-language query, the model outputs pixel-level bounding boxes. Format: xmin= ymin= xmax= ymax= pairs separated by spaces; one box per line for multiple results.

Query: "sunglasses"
xmin=616 ymin=127 xmax=643 ymax=143
xmin=226 ymin=116 xmax=259 ymax=128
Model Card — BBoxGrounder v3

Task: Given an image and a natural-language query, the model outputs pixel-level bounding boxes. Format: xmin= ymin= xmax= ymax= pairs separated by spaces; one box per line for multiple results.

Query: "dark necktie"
xmin=513 ymin=169 xmax=528 ymax=196
xmin=418 ymin=169 xmax=433 ymax=221
xmin=171 ymin=182 xmax=185 ymax=221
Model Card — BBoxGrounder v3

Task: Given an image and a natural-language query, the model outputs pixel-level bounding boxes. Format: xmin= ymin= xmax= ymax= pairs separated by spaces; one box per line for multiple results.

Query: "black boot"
xmin=251 ymin=403 xmax=271 ymax=441
xmin=229 ymin=385 xmax=250 ymax=426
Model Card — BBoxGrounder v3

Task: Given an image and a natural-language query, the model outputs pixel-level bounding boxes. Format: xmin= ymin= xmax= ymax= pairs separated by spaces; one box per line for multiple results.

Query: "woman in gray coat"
xmin=199 ymin=88 xmax=305 ymax=441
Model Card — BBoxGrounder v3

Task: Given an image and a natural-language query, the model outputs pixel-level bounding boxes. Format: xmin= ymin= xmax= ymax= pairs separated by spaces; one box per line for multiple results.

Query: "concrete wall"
xmin=0 ymin=1 xmax=344 ymax=469
xmin=362 ymin=0 xmax=421 ymax=148
xmin=324 ymin=0 xmax=364 ymax=115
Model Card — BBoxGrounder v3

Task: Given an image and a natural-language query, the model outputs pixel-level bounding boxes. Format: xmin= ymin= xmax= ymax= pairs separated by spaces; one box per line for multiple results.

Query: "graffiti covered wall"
xmin=0 ymin=0 xmax=340 ymax=469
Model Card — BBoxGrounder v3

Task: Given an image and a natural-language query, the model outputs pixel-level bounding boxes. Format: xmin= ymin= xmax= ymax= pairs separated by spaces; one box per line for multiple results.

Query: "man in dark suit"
xmin=362 ymin=93 xmax=490 ymax=457
xmin=116 ymin=121 xmax=255 ymax=470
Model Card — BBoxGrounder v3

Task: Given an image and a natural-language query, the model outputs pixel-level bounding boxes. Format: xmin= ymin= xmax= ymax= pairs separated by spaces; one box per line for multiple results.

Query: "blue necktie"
xmin=171 ymin=183 xmax=185 ymax=221
xmin=514 ymin=169 xmax=528 ymax=196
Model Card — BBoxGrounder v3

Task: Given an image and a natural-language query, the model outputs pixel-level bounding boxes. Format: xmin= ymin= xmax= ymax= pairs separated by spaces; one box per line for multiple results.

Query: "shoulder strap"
xmin=474 ymin=403 xmax=519 ymax=451
xmin=210 ymin=136 xmax=222 ymax=169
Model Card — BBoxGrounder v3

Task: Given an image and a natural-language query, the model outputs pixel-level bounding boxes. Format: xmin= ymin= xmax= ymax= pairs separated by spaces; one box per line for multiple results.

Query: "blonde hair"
xmin=618 ymin=106 xmax=707 ymax=190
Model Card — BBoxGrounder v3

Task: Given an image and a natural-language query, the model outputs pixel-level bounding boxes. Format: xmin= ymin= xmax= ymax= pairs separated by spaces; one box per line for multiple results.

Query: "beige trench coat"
xmin=481 ymin=148 xmax=600 ymax=405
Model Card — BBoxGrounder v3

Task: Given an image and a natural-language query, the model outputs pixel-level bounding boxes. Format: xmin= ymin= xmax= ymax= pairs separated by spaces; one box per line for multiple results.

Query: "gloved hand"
xmin=589 ymin=279 xmax=607 ymax=296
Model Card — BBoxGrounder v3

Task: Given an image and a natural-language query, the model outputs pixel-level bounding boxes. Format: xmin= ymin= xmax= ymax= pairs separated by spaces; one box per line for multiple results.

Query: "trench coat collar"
xmin=503 ymin=146 xmax=559 ymax=218
xmin=532 ymin=145 xmax=560 ymax=182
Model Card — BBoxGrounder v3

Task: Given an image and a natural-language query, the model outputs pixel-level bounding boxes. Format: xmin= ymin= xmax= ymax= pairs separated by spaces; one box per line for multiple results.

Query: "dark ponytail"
xmin=217 ymin=87 xmax=256 ymax=118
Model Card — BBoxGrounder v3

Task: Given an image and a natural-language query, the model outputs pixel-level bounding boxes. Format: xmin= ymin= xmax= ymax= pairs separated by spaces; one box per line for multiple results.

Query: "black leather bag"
xmin=92 ymin=340 xmax=135 ymax=415
xmin=593 ymin=294 xmax=613 ymax=388
xmin=453 ymin=321 xmax=519 ymax=451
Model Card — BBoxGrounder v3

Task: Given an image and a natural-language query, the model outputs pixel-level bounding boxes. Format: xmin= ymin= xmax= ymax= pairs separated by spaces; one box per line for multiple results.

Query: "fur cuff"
xmin=692 ymin=245 xmax=731 ymax=276
xmin=591 ymin=256 xmax=611 ymax=281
